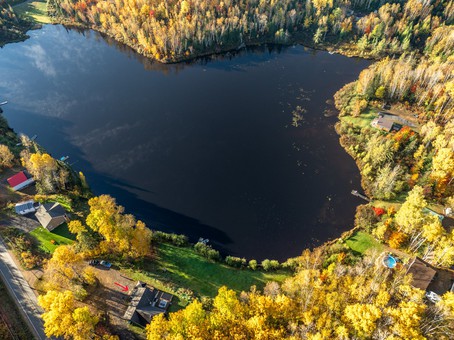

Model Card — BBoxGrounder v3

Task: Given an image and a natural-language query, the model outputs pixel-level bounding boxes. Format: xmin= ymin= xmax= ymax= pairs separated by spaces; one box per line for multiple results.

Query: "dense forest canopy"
xmin=50 ymin=0 xmax=454 ymax=61
xmin=147 ymin=250 xmax=454 ymax=339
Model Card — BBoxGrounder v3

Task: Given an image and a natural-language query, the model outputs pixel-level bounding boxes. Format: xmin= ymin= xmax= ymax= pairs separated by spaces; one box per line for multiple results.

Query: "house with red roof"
xmin=7 ymin=171 xmax=35 ymax=191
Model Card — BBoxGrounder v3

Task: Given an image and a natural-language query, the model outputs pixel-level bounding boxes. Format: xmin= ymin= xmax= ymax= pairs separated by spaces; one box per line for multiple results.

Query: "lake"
xmin=0 ymin=25 xmax=370 ymax=261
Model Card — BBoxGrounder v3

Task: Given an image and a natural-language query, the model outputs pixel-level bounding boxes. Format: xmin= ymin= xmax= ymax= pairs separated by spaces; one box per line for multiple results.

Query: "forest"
xmin=48 ymin=0 xmax=454 ymax=62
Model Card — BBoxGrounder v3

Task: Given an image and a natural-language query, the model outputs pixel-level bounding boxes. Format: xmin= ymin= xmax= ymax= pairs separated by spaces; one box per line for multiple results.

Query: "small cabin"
xmin=7 ymin=171 xmax=35 ymax=191
xmin=15 ymin=200 xmax=36 ymax=215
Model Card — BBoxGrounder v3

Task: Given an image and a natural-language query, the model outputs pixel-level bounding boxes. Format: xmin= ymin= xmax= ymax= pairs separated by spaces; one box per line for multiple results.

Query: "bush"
xmin=388 ymin=231 xmax=407 ymax=249
xmin=152 ymin=231 xmax=188 ymax=246
xmin=261 ymin=259 xmax=280 ymax=271
xmin=176 ymin=287 xmax=195 ymax=302
xmin=372 ymin=207 xmax=386 ymax=217
xmin=194 ymin=242 xmax=221 ymax=261
xmin=20 ymin=251 xmax=40 ymax=269
xmin=355 ymin=205 xmax=380 ymax=231
xmin=281 ymin=257 xmax=300 ymax=271
xmin=248 ymin=259 xmax=258 ymax=270
xmin=225 ymin=256 xmax=246 ymax=268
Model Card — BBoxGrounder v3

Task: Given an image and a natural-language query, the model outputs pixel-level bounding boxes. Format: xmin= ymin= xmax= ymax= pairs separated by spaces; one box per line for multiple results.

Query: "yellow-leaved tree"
xmin=38 ymin=290 xmax=98 ymax=340
xmin=0 ymin=144 xmax=14 ymax=169
xmin=84 ymin=195 xmax=152 ymax=258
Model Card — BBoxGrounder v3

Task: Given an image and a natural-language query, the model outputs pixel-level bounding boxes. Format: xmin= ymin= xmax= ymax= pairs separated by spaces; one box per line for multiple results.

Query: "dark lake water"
xmin=0 ymin=25 xmax=370 ymax=261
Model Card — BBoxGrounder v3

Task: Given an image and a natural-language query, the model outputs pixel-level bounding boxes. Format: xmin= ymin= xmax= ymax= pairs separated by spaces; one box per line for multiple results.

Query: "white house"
xmin=15 ymin=200 xmax=36 ymax=215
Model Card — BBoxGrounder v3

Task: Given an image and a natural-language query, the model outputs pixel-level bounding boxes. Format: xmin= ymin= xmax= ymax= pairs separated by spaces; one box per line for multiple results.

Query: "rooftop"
xmin=407 ymin=257 xmax=437 ymax=291
xmin=123 ymin=282 xmax=173 ymax=327
xmin=7 ymin=171 xmax=29 ymax=188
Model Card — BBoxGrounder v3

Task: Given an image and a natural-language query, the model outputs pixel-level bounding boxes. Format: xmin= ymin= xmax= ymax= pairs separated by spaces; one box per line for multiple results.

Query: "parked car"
xmin=100 ymin=260 xmax=112 ymax=268
xmin=425 ymin=291 xmax=441 ymax=303
xmin=88 ymin=259 xmax=99 ymax=266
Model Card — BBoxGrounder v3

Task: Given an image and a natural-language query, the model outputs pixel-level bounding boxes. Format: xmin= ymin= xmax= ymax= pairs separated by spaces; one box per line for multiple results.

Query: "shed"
xmin=7 ymin=171 xmax=34 ymax=191
xmin=35 ymin=202 xmax=68 ymax=231
xmin=407 ymin=257 xmax=437 ymax=291
xmin=371 ymin=113 xmax=403 ymax=132
xmin=123 ymin=282 xmax=173 ymax=327
xmin=15 ymin=200 xmax=36 ymax=215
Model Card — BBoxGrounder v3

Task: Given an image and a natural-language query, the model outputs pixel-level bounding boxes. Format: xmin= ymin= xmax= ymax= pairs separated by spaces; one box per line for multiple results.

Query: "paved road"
xmin=0 ymin=238 xmax=47 ymax=339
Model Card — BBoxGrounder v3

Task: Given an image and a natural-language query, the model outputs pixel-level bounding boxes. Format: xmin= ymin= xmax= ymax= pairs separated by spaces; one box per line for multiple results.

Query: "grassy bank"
xmin=124 ymin=242 xmax=290 ymax=300
xmin=29 ymin=224 xmax=74 ymax=253
xmin=13 ymin=0 xmax=51 ymax=24
xmin=339 ymin=108 xmax=377 ymax=129
xmin=345 ymin=231 xmax=384 ymax=255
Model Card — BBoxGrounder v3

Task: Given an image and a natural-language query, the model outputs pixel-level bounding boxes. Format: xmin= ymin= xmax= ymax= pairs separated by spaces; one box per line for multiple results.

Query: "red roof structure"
xmin=7 ymin=171 xmax=29 ymax=188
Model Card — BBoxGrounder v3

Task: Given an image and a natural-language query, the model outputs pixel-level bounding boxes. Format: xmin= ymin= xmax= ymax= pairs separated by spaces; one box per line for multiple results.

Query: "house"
xmin=406 ymin=257 xmax=437 ymax=291
xmin=371 ymin=113 xmax=403 ymax=132
xmin=123 ymin=282 xmax=173 ymax=327
xmin=35 ymin=202 xmax=68 ymax=231
xmin=15 ymin=200 xmax=36 ymax=215
xmin=7 ymin=171 xmax=34 ymax=191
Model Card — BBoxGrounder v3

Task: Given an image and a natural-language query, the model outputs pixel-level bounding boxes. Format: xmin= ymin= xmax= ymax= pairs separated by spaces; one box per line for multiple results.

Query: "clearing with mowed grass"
xmin=124 ymin=242 xmax=290 ymax=299
xmin=29 ymin=224 xmax=75 ymax=253
xmin=13 ymin=0 xmax=51 ymax=24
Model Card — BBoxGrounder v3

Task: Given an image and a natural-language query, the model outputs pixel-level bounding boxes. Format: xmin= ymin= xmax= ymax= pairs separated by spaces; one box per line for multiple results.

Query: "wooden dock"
xmin=351 ymin=190 xmax=370 ymax=201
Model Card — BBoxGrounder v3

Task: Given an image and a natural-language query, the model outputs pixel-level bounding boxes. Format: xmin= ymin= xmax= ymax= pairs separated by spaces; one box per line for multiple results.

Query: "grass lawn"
xmin=123 ymin=243 xmax=290 ymax=300
xmin=345 ymin=231 xmax=383 ymax=255
xmin=14 ymin=0 xmax=51 ymax=24
xmin=29 ymin=224 xmax=75 ymax=253
xmin=340 ymin=108 xmax=377 ymax=129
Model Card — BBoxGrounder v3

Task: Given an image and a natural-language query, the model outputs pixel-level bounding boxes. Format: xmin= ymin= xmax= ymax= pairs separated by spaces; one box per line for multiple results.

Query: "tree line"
xmin=49 ymin=0 xmax=454 ymax=62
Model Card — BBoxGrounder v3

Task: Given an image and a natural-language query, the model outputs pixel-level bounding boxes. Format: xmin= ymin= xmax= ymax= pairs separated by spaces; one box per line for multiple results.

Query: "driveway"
xmin=0 ymin=213 xmax=41 ymax=233
xmin=0 ymin=238 xmax=47 ymax=339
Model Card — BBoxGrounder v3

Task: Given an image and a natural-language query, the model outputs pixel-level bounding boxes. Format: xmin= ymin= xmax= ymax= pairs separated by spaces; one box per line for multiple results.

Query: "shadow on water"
xmin=9 ymin=111 xmax=233 ymax=246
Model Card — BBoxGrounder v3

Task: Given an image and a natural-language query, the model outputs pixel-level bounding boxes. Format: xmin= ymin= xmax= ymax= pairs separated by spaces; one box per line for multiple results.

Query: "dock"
xmin=351 ymin=190 xmax=370 ymax=202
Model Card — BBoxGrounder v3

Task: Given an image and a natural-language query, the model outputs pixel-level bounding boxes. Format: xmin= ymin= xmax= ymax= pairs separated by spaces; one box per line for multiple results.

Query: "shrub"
xmin=225 ymin=256 xmax=246 ymax=268
xmin=176 ymin=287 xmax=195 ymax=302
xmin=261 ymin=259 xmax=280 ymax=271
xmin=388 ymin=231 xmax=407 ymax=249
xmin=194 ymin=242 xmax=220 ymax=261
xmin=248 ymin=259 xmax=258 ymax=270
xmin=152 ymin=231 xmax=188 ymax=246
xmin=20 ymin=251 xmax=40 ymax=269
xmin=372 ymin=207 xmax=386 ymax=217
xmin=281 ymin=257 xmax=299 ymax=271
xmin=355 ymin=205 xmax=380 ymax=231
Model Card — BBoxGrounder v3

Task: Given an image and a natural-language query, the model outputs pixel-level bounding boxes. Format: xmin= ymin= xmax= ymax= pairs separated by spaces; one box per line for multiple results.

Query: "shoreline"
xmin=0 ymin=26 xmax=369 ymax=262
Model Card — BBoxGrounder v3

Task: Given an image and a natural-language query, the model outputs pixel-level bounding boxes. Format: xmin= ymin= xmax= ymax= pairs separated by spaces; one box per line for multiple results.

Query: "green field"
xmin=13 ymin=0 xmax=51 ymax=24
xmin=29 ymin=224 xmax=75 ymax=253
xmin=345 ymin=231 xmax=383 ymax=255
xmin=124 ymin=243 xmax=290 ymax=300
xmin=340 ymin=108 xmax=377 ymax=129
